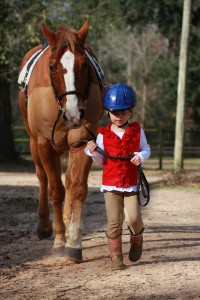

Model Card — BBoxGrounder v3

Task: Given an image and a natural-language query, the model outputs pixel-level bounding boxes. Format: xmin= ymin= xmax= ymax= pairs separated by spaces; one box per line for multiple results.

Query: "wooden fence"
xmin=13 ymin=126 xmax=200 ymax=170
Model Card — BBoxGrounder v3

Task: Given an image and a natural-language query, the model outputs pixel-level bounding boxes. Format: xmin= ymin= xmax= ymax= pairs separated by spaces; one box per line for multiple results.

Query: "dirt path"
xmin=0 ymin=167 xmax=200 ymax=300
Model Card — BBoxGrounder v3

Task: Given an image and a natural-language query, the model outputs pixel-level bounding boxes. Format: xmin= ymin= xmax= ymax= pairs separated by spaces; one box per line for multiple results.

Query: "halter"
xmin=50 ymin=43 xmax=93 ymax=146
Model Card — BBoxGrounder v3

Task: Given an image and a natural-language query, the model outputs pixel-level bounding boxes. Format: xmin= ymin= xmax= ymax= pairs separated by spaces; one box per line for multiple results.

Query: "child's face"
xmin=109 ymin=109 xmax=132 ymax=127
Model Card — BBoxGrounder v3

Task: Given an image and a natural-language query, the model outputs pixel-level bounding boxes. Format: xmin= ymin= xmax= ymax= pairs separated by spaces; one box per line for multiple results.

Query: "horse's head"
xmin=42 ymin=20 xmax=92 ymax=128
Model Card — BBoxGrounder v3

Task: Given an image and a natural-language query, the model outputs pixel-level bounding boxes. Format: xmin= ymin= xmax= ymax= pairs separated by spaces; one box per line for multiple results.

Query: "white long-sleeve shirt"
xmin=84 ymin=128 xmax=151 ymax=192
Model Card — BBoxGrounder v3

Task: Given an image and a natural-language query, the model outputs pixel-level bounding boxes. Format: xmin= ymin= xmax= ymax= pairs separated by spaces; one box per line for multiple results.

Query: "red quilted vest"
xmin=98 ymin=122 xmax=141 ymax=187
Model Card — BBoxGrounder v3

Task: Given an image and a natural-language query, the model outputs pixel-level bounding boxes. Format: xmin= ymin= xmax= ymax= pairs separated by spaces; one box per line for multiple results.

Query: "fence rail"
xmin=13 ymin=126 xmax=200 ymax=170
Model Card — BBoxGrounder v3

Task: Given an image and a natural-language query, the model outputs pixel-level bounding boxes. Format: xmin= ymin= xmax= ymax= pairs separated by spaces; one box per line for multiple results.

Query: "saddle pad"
xmin=18 ymin=46 xmax=49 ymax=91
xmin=84 ymin=48 xmax=106 ymax=88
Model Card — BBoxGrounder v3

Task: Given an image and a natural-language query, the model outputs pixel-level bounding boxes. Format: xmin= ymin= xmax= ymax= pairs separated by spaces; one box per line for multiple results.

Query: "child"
xmin=84 ymin=83 xmax=151 ymax=270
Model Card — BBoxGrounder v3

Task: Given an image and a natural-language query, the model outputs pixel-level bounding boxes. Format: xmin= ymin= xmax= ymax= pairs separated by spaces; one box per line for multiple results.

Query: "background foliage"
xmin=0 ymin=0 xmax=200 ymax=160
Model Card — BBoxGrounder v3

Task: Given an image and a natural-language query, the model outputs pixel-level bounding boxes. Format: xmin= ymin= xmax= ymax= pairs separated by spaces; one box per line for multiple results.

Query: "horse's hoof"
xmin=37 ymin=227 xmax=53 ymax=240
xmin=65 ymin=246 xmax=83 ymax=263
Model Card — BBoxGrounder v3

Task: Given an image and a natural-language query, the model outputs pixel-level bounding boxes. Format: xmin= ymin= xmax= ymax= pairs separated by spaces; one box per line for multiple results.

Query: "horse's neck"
xmin=85 ymin=81 xmax=103 ymax=127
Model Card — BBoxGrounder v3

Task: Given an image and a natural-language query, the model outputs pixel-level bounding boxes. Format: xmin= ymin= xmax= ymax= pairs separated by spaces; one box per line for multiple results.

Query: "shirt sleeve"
xmin=134 ymin=128 xmax=151 ymax=164
xmin=84 ymin=133 xmax=105 ymax=166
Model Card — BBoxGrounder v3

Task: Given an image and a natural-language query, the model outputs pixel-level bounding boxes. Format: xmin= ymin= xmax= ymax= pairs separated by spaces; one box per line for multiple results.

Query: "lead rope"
xmin=96 ymin=149 xmax=150 ymax=206
xmin=83 ymin=125 xmax=150 ymax=206
xmin=51 ymin=101 xmax=63 ymax=148
xmin=137 ymin=165 xmax=150 ymax=207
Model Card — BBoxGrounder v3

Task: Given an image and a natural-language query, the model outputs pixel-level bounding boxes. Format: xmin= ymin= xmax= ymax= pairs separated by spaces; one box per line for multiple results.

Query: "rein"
xmin=83 ymin=125 xmax=150 ymax=207
xmin=94 ymin=148 xmax=150 ymax=207
xmin=51 ymin=122 xmax=150 ymax=206
xmin=49 ymin=41 xmax=149 ymax=206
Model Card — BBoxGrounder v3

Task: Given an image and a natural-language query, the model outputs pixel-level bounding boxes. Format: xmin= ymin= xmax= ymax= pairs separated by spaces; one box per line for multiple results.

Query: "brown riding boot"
xmin=107 ymin=236 xmax=124 ymax=270
xmin=129 ymin=228 xmax=144 ymax=262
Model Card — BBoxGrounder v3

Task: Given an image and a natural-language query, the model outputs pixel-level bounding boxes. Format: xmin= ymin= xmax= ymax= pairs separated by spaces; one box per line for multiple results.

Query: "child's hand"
xmin=87 ymin=140 xmax=97 ymax=154
xmin=130 ymin=154 xmax=141 ymax=166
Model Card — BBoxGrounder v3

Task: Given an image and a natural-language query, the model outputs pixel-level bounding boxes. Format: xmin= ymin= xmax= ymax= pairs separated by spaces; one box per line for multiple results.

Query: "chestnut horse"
xmin=18 ymin=20 xmax=104 ymax=262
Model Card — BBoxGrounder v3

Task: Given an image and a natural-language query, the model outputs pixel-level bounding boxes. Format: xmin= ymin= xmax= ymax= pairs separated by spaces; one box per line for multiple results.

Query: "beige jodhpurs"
xmin=104 ymin=190 xmax=144 ymax=239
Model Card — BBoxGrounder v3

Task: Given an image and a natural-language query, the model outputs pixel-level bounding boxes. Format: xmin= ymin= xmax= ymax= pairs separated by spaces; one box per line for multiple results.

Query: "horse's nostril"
xmin=79 ymin=108 xmax=85 ymax=119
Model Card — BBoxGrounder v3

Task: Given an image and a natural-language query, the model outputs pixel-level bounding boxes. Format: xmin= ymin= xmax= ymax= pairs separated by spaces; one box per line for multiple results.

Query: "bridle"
xmin=49 ymin=43 xmax=92 ymax=147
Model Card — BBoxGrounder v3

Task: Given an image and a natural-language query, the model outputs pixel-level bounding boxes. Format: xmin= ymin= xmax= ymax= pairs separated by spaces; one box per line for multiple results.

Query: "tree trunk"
xmin=127 ymin=31 xmax=133 ymax=86
xmin=0 ymin=70 xmax=18 ymax=163
xmin=174 ymin=0 xmax=191 ymax=172
xmin=140 ymin=77 xmax=148 ymax=127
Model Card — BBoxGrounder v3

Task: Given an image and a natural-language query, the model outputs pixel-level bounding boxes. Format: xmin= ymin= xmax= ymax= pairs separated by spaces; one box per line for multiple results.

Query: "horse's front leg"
xmin=30 ymin=138 xmax=53 ymax=240
xmin=63 ymin=147 xmax=92 ymax=262
xmin=37 ymin=141 xmax=66 ymax=250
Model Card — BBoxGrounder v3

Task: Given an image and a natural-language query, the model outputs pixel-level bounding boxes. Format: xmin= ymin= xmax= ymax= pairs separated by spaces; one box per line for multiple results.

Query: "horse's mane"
xmin=55 ymin=25 xmax=78 ymax=52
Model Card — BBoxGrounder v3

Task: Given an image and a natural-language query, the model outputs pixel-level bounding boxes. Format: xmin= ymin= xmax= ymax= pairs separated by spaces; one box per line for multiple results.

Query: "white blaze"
xmin=60 ymin=51 xmax=78 ymax=117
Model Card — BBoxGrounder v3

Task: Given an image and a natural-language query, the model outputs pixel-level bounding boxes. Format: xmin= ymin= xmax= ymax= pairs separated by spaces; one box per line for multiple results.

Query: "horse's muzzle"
xmin=63 ymin=108 xmax=85 ymax=128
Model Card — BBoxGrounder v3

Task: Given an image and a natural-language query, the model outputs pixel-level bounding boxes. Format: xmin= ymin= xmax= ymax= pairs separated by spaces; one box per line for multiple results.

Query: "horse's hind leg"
xmin=30 ymin=138 xmax=53 ymax=239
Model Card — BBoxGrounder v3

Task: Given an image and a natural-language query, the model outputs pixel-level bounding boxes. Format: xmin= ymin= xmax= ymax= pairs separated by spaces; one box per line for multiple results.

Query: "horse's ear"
xmin=42 ymin=24 xmax=56 ymax=47
xmin=78 ymin=19 xmax=89 ymax=45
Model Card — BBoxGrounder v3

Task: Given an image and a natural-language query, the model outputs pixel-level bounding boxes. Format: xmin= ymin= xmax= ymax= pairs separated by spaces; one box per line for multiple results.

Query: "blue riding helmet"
xmin=103 ymin=83 xmax=137 ymax=111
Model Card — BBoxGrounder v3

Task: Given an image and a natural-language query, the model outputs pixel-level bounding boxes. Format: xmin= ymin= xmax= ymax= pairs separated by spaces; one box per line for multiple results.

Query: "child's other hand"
xmin=130 ymin=154 xmax=141 ymax=166
xmin=87 ymin=140 xmax=97 ymax=154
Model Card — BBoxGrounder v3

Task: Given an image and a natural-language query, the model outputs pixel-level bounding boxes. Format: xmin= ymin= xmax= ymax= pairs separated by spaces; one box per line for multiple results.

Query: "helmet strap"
xmin=117 ymin=114 xmax=132 ymax=128
xmin=117 ymin=121 xmax=129 ymax=128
